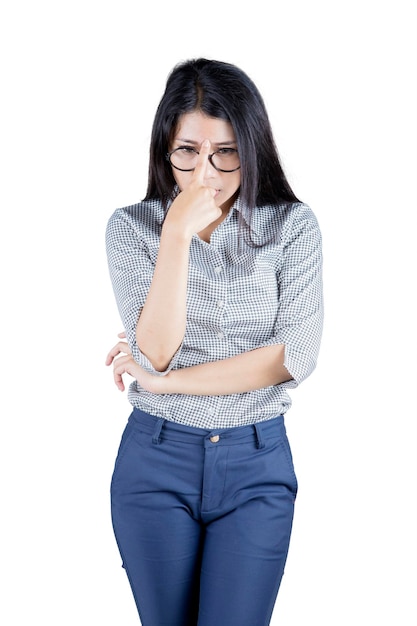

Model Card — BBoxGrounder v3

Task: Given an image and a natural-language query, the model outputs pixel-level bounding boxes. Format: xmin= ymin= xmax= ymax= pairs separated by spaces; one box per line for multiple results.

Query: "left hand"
xmin=105 ymin=332 xmax=163 ymax=393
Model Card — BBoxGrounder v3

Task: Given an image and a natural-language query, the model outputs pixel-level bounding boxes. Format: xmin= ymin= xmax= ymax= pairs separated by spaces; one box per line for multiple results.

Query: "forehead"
xmin=173 ymin=111 xmax=236 ymax=144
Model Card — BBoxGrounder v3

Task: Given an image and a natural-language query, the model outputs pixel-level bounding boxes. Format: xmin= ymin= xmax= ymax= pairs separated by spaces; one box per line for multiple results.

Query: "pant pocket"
xmin=279 ymin=435 xmax=298 ymax=498
xmin=112 ymin=421 xmax=134 ymax=475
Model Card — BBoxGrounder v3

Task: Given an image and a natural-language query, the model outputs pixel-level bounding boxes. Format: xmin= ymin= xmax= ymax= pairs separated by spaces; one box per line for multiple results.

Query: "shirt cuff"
xmin=256 ymin=335 xmax=318 ymax=388
xmin=127 ymin=330 xmax=182 ymax=376
xmin=281 ymin=342 xmax=315 ymax=387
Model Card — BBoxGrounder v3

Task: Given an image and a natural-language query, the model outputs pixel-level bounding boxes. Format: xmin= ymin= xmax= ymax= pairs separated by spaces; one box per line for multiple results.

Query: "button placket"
xmin=213 ymin=265 xmax=226 ymax=340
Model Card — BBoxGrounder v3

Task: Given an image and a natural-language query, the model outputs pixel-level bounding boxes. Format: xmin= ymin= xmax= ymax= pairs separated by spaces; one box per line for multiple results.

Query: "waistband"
xmin=129 ymin=408 xmax=285 ymax=449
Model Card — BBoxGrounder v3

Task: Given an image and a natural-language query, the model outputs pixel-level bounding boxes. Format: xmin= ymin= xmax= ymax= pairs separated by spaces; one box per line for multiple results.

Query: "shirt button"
xmin=214 ymin=266 xmax=222 ymax=274
xmin=210 ymin=435 xmax=220 ymax=443
xmin=217 ymin=300 xmax=224 ymax=308
xmin=217 ymin=331 xmax=224 ymax=339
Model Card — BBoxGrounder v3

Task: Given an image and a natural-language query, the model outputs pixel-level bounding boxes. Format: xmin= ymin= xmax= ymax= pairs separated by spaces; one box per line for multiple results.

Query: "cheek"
xmin=172 ymin=171 xmax=189 ymax=191
xmin=172 ymin=171 xmax=182 ymax=189
xmin=227 ymin=172 xmax=241 ymax=193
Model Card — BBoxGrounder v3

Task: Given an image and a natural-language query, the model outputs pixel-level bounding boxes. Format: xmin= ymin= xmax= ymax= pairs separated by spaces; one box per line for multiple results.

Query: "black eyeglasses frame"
xmin=166 ymin=147 xmax=241 ymax=173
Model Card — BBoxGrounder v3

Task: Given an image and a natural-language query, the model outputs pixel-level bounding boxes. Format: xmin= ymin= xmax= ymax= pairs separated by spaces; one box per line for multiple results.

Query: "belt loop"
xmin=254 ymin=423 xmax=265 ymax=449
xmin=152 ymin=418 xmax=165 ymax=445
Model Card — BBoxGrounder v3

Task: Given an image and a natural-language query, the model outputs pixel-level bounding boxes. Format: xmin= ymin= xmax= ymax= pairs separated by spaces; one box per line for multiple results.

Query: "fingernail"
xmin=203 ymin=139 xmax=210 ymax=147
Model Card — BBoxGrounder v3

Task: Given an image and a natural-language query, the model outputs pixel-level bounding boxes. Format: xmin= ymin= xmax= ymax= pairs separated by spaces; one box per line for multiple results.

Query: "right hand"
xmin=164 ymin=140 xmax=222 ymax=238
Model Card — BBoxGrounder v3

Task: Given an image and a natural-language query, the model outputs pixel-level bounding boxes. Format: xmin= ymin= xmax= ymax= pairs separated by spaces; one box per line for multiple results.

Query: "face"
xmin=170 ymin=111 xmax=241 ymax=212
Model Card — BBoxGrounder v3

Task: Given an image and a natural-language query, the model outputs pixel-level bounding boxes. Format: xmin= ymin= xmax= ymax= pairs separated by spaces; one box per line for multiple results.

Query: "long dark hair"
xmin=145 ymin=58 xmax=300 ymax=232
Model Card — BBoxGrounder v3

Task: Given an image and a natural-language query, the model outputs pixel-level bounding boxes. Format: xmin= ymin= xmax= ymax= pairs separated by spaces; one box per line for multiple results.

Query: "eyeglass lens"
xmin=169 ymin=147 xmax=240 ymax=172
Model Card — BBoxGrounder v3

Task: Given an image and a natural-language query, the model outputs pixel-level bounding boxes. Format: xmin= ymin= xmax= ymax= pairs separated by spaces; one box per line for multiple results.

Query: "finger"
xmin=113 ymin=355 xmax=133 ymax=391
xmin=191 ymin=139 xmax=212 ymax=186
xmin=105 ymin=344 xmax=121 ymax=366
xmin=105 ymin=341 xmax=131 ymax=365
xmin=114 ymin=370 xmax=125 ymax=391
xmin=112 ymin=357 xmax=125 ymax=390
xmin=117 ymin=331 xmax=126 ymax=338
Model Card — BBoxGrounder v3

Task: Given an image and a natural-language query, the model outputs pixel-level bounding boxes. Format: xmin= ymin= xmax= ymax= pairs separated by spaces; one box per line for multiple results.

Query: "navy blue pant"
xmin=111 ymin=409 xmax=298 ymax=626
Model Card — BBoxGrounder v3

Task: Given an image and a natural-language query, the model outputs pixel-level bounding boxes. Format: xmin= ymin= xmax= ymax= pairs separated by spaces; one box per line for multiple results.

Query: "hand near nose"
xmin=165 ymin=140 xmax=222 ymax=240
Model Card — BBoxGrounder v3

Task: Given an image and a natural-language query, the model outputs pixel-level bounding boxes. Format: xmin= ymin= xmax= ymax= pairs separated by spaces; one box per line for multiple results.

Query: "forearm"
xmin=136 ymin=225 xmax=190 ymax=371
xmin=136 ymin=156 xmax=221 ymax=372
xmin=160 ymin=344 xmax=292 ymax=396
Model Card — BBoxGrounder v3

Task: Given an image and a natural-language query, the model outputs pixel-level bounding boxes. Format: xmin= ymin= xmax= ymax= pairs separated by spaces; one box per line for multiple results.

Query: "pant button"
xmin=210 ymin=435 xmax=220 ymax=443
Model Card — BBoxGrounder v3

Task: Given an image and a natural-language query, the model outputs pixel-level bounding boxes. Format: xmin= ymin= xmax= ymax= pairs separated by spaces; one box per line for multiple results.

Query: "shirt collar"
xmin=231 ymin=195 xmax=265 ymax=239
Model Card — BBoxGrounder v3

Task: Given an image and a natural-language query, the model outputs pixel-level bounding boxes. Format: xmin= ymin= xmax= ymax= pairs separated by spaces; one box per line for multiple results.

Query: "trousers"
xmin=111 ymin=408 xmax=298 ymax=626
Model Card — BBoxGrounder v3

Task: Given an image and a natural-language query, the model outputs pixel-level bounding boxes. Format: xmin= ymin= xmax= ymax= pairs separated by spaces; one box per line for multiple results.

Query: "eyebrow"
xmin=175 ymin=138 xmax=237 ymax=147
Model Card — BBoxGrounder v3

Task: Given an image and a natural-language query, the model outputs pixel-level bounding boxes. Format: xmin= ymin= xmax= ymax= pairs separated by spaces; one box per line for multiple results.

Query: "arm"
xmin=135 ymin=140 xmax=221 ymax=371
xmin=272 ymin=204 xmax=323 ymax=385
xmin=134 ymin=225 xmax=190 ymax=372
xmin=161 ymin=344 xmax=291 ymax=395
xmin=107 ymin=341 xmax=292 ymax=395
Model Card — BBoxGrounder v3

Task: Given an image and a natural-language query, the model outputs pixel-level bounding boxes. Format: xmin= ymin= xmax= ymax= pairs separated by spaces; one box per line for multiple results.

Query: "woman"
xmin=105 ymin=58 xmax=323 ymax=626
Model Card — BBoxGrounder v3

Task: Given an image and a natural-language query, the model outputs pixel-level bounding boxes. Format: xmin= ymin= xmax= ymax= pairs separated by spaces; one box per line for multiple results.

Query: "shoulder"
xmin=249 ymin=201 xmax=321 ymax=245
xmin=106 ymin=198 xmax=164 ymax=243
xmin=107 ymin=198 xmax=164 ymax=230
xmin=284 ymin=202 xmax=321 ymax=240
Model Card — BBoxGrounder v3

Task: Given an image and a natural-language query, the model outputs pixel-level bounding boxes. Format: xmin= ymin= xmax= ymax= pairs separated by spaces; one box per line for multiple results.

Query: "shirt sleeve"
xmin=105 ymin=208 xmax=182 ymax=375
xmin=270 ymin=203 xmax=324 ymax=387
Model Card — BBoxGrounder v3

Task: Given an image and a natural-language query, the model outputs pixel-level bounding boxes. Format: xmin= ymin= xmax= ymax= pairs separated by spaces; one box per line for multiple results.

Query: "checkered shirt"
xmin=106 ymin=196 xmax=323 ymax=429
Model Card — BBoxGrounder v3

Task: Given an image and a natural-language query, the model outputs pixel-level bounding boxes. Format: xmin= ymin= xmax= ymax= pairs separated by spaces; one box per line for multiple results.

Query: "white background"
xmin=1 ymin=1 xmax=416 ymax=624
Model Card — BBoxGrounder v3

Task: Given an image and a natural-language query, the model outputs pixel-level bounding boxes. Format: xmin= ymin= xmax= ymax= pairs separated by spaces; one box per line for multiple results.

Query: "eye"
xmin=177 ymin=146 xmax=199 ymax=155
xmin=216 ymin=148 xmax=237 ymax=155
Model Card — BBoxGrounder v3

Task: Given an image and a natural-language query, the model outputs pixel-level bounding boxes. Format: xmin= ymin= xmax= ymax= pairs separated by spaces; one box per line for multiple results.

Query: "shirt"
xmin=105 ymin=195 xmax=323 ymax=429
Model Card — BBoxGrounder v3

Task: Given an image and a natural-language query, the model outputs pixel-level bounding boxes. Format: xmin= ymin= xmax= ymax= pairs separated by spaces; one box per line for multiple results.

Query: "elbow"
xmin=139 ymin=345 xmax=171 ymax=373
xmin=150 ymin=355 xmax=172 ymax=373
xmin=136 ymin=332 xmax=174 ymax=373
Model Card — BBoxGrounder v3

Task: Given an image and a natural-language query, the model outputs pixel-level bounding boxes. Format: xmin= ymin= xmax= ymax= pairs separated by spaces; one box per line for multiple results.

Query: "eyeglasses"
xmin=166 ymin=146 xmax=240 ymax=173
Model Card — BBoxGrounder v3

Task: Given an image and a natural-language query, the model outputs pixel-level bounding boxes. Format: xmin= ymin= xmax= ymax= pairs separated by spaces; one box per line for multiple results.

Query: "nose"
xmin=203 ymin=155 xmax=217 ymax=179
